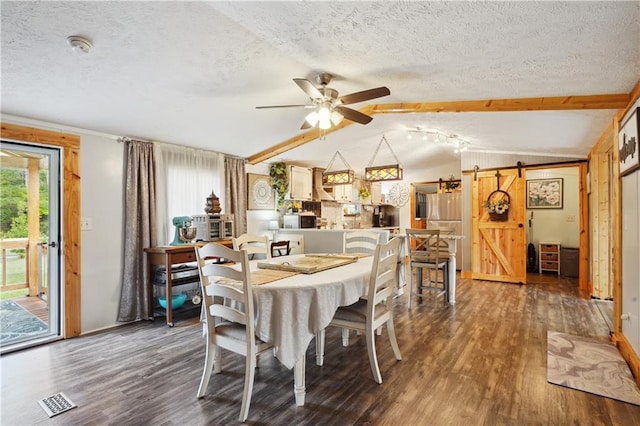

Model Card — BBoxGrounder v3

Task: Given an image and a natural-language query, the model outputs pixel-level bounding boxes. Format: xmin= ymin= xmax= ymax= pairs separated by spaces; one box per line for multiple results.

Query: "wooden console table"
xmin=144 ymin=240 xmax=232 ymax=326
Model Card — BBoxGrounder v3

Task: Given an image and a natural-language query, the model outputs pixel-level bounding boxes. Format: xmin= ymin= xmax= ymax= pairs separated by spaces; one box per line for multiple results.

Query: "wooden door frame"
xmin=523 ymin=162 xmax=589 ymax=294
xmin=1 ymin=122 xmax=81 ymax=338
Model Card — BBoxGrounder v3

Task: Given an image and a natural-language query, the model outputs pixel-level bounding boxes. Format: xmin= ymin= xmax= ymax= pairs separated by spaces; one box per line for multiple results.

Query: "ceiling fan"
xmin=256 ymin=73 xmax=390 ymax=130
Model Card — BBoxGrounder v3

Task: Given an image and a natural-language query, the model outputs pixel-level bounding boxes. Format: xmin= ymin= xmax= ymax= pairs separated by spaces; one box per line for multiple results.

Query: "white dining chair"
xmin=195 ymin=242 xmax=274 ymax=422
xmin=339 ymin=230 xmax=383 ymax=345
xmin=343 ymin=230 xmax=381 ymax=255
xmin=324 ymin=237 xmax=403 ymax=384
xmin=233 ymin=233 xmax=271 ymax=259
xmin=406 ymin=228 xmax=449 ymax=308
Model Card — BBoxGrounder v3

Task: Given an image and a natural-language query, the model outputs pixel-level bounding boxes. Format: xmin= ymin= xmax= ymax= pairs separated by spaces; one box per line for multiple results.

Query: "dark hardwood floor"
xmin=2 ymin=275 xmax=639 ymax=425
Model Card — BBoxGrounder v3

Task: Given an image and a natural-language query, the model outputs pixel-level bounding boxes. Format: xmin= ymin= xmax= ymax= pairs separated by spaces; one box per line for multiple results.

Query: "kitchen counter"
xmin=278 ymin=228 xmax=393 ymax=254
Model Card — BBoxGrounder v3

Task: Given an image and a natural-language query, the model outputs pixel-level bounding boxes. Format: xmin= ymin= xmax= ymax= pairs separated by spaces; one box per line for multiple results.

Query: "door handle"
xmin=48 ymin=241 xmax=57 ymax=248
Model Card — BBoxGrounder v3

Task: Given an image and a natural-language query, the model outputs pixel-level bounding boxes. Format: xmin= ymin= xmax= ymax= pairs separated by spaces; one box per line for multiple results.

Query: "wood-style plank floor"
xmin=2 ymin=275 xmax=639 ymax=425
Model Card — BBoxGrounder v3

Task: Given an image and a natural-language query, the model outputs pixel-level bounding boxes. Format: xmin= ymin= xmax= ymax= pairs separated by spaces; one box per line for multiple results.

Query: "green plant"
xmin=269 ymin=162 xmax=289 ymax=208
xmin=445 ymin=175 xmax=460 ymax=191
xmin=358 ymin=187 xmax=370 ymax=200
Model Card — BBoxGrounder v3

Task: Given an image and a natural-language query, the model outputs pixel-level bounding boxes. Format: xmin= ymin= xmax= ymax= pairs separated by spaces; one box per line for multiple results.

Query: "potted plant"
xmin=445 ymin=175 xmax=460 ymax=192
xmin=269 ymin=162 xmax=289 ymax=208
xmin=359 ymin=186 xmax=370 ymax=200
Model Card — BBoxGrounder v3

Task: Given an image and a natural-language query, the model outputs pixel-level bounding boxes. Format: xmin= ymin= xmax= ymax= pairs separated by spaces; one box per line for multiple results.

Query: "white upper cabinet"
xmin=370 ymin=182 xmax=382 ymax=205
xmin=333 ymin=184 xmax=353 ymax=203
xmin=288 ymin=165 xmax=312 ymax=200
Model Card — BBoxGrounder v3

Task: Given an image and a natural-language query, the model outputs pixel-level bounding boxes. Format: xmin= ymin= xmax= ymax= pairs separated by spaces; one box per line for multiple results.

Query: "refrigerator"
xmin=426 ymin=192 xmax=463 ymax=269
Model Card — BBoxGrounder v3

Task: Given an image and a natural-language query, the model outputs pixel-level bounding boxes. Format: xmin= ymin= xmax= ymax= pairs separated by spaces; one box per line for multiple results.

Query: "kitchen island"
xmin=278 ymin=228 xmax=398 ymax=254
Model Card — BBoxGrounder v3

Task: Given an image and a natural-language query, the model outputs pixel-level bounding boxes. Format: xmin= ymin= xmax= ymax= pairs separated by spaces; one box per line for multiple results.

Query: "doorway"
xmin=0 ymin=140 xmax=62 ymax=353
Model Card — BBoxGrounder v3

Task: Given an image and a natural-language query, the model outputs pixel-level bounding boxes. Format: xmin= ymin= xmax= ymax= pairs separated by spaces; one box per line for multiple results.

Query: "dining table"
xmin=437 ymin=234 xmax=464 ymax=304
xmin=242 ymin=253 xmax=374 ymax=406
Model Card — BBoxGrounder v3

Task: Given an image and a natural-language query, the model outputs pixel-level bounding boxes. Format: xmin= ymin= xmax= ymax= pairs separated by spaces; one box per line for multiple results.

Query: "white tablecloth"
xmin=250 ymin=254 xmax=373 ymax=369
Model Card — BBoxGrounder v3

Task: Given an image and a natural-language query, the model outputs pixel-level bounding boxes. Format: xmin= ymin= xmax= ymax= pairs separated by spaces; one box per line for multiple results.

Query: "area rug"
xmin=0 ymin=299 xmax=48 ymax=346
xmin=547 ymin=331 xmax=640 ymax=405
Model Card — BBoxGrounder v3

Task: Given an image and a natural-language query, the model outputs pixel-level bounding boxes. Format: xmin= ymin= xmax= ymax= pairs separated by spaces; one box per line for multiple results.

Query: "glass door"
xmin=0 ymin=140 xmax=61 ymax=353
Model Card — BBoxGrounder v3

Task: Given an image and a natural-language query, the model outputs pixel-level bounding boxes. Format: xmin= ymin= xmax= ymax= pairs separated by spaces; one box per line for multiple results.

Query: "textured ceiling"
xmin=1 ymin=1 xmax=639 ymax=173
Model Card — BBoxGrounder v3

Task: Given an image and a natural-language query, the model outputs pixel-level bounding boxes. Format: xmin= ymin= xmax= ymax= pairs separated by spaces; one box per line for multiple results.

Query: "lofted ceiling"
xmin=1 ymin=1 xmax=638 ymax=174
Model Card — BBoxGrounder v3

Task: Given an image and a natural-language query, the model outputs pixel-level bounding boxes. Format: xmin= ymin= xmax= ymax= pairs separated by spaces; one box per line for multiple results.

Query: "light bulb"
xmin=330 ymin=110 xmax=344 ymax=125
xmin=305 ymin=111 xmax=319 ymax=126
xmin=318 ymin=106 xmax=331 ymax=129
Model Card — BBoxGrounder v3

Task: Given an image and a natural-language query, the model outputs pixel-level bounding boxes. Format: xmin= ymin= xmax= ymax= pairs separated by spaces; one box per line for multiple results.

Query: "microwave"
xmin=283 ymin=214 xmax=316 ymax=229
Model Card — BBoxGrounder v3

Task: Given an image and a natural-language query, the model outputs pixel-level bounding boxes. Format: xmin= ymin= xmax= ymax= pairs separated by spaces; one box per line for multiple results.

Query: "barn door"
xmin=472 ymin=169 xmax=527 ymax=283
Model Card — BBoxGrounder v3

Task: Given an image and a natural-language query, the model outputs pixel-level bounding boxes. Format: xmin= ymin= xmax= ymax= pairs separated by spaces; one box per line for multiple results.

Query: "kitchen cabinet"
xmin=288 ymin=165 xmax=312 ymax=201
xmin=370 ymin=182 xmax=382 ymax=205
xmin=539 ymin=242 xmax=560 ymax=275
xmin=333 ymin=184 xmax=353 ymax=203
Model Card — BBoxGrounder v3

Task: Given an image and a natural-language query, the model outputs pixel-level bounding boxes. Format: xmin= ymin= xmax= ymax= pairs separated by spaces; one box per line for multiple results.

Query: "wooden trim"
xmin=368 ymin=93 xmax=629 ymax=114
xmin=578 ymin=162 xmax=589 ymax=296
xmin=1 ymin=122 xmax=81 ymax=338
xmin=610 ymin=79 xmax=640 ymax=385
xmin=613 ymin=331 xmax=640 ymax=387
xmin=247 ymin=93 xmax=629 ymax=165
xmin=27 ymin=158 xmax=40 ymax=297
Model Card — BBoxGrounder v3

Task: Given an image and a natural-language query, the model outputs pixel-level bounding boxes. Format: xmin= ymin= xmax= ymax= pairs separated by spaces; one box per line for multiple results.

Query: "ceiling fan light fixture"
xmin=305 ymin=111 xmax=319 ymax=127
xmin=317 ymin=105 xmax=332 ymax=129
xmin=330 ymin=110 xmax=344 ymax=126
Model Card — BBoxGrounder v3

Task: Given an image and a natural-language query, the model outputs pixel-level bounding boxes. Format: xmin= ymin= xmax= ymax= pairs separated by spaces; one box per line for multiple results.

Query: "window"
xmin=154 ymin=143 xmax=224 ymax=244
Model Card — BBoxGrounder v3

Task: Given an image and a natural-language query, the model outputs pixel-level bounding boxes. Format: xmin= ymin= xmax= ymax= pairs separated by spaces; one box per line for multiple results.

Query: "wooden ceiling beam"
xmin=247 ymin=93 xmax=629 ymax=165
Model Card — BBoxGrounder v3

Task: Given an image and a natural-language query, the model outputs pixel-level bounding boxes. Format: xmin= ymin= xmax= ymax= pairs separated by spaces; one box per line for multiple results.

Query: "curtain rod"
xmin=117 ymin=136 xmax=152 ymax=144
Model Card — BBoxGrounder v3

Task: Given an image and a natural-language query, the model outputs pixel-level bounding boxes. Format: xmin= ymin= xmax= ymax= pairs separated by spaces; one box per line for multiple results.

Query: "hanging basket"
xmin=484 ymin=190 xmax=510 ymax=222
xmin=488 ymin=211 xmax=508 ymax=222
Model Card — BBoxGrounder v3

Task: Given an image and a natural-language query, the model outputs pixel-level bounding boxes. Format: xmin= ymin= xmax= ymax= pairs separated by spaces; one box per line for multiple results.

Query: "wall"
xmin=78 ymin=134 xmax=125 ymax=332
xmin=526 ymin=167 xmax=580 ymax=248
xmin=245 ymin=163 xmax=278 ymax=239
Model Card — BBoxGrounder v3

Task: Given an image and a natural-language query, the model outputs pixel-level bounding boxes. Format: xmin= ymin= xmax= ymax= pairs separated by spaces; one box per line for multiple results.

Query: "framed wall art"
xmin=526 ymin=178 xmax=563 ymax=209
xmin=247 ymin=173 xmax=275 ymax=210
xmin=618 ymin=107 xmax=639 ymax=177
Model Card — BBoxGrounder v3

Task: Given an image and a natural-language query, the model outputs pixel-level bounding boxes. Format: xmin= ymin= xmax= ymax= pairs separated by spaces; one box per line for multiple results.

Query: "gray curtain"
xmin=118 ymin=140 xmax=157 ymax=322
xmin=224 ymin=157 xmax=247 ymax=237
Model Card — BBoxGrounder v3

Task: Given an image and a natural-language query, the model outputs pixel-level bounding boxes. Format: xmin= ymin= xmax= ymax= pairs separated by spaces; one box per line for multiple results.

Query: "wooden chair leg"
xmin=213 ymin=345 xmax=222 ymax=374
xmin=341 ymin=328 xmax=350 ymax=346
xmin=239 ymin=351 xmax=256 ymax=422
xmin=365 ymin=322 xmax=382 ymax=384
xmin=408 ymin=265 xmax=414 ymax=308
xmin=197 ymin=341 xmax=217 ymax=398
xmin=386 ymin=317 xmax=402 ymax=361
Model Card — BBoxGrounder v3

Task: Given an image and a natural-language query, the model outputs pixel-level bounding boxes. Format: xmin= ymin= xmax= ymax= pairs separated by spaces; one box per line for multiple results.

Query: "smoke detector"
xmin=67 ymin=36 xmax=92 ymax=54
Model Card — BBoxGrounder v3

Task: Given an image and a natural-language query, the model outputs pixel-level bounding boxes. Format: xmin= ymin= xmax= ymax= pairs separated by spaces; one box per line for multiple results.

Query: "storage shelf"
xmin=539 ymin=242 xmax=560 ymax=275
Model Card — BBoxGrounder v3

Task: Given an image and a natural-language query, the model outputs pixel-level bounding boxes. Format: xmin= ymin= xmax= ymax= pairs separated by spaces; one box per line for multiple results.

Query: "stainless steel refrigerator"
xmin=426 ymin=192 xmax=462 ymax=269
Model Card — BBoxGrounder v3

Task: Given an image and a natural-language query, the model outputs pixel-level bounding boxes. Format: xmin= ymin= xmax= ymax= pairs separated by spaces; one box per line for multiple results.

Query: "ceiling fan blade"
xmin=334 ymin=106 xmax=373 ymax=125
xmin=338 ymin=86 xmax=390 ymax=105
xmin=294 ymin=78 xmax=324 ymax=99
xmin=256 ymin=104 xmax=315 ymax=109
xmin=300 ymin=120 xmax=312 ymax=130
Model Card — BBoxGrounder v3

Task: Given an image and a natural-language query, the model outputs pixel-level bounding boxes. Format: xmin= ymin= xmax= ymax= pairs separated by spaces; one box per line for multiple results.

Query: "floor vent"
xmin=37 ymin=392 xmax=77 ymax=418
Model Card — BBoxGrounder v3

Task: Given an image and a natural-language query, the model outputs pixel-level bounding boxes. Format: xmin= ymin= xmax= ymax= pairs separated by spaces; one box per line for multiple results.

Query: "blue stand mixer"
xmin=171 ymin=216 xmax=196 ymax=245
